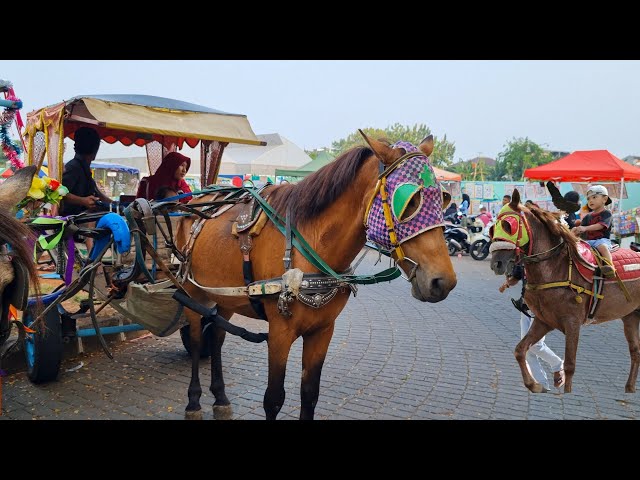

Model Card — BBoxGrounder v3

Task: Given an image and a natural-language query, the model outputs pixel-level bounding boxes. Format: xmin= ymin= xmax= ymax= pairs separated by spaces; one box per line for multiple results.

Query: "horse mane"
xmin=268 ymin=146 xmax=373 ymax=226
xmin=0 ymin=208 xmax=40 ymax=298
xmin=527 ymin=206 xmax=580 ymax=260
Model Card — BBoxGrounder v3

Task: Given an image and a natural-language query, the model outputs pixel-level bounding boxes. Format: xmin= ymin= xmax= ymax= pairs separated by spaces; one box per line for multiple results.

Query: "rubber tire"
xmin=447 ymin=240 xmax=457 ymax=256
xmin=180 ymin=324 xmax=212 ymax=359
xmin=470 ymin=239 xmax=490 ymax=261
xmin=24 ymin=307 xmax=63 ymax=384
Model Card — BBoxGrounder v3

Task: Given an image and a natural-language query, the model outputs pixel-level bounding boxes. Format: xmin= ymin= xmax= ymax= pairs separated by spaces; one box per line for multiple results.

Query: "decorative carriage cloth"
xmin=366 ymin=141 xmax=445 ymax=251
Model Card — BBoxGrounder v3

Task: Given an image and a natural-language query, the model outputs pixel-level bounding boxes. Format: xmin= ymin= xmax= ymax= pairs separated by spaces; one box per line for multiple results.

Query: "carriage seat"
xmin=575 ymin=240 xmax=640 ymax=283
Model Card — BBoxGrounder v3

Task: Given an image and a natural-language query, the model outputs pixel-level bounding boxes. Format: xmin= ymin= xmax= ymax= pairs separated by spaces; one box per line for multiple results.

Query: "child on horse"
xmin=570 ymin=185 xmax=615 ymax=277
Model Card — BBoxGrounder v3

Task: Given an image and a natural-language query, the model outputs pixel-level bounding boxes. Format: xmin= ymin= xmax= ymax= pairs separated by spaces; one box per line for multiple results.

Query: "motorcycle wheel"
xmin=447 ymin=241 xmax=457 ymax=256
xmin=470 ymin=240 xmax=490 ymax=261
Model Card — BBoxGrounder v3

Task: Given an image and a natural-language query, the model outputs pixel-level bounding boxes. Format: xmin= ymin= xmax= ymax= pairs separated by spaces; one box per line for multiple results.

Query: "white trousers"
xmin=520 ymin=313 xmax=564 ymax=390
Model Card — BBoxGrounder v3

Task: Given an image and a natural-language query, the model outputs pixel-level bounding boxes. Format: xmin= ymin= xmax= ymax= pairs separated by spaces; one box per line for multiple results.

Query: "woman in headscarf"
xmin=137 ymin=152 xmax=192 ymax=203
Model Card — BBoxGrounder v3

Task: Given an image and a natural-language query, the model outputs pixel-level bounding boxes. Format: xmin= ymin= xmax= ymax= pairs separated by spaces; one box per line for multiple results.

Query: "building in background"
xmin=98 ymin=133 xmax=311 ymax=181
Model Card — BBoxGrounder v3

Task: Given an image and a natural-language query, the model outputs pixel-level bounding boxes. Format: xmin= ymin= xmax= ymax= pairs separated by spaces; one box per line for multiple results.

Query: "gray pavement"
xmin=2 ymin=251 xmax=640 ymax=420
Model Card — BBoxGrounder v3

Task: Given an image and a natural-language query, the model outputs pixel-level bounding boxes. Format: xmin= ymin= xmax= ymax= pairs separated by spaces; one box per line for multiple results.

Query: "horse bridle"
xmin=363 ymin=151 xmax=427 ymax=282
xmin=493 ymin=208 xmax=565 ymax=267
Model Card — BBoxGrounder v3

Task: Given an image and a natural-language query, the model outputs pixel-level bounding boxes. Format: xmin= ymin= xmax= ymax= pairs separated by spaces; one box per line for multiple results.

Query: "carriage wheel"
xmin=23 ymin=306 xmax=63 ymax=384
xmin=179 ymin=324 xmax=212 ymax=359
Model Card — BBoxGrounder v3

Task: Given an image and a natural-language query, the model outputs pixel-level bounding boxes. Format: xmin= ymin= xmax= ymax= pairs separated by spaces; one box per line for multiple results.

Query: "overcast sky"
xmin=4 ymin=60 xmax=640 ymax=161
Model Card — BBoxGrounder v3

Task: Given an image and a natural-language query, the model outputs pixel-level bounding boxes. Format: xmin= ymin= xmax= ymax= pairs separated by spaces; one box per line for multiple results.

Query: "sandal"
xmin=554 ymin=369 xmax=565 ymax=388
xmin=600 ymin=265 xmax=616 ymax=277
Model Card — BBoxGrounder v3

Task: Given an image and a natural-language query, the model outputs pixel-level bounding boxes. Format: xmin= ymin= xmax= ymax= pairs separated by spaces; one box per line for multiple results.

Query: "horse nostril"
xmin=431 ymin=277 xmax=443 ymax=294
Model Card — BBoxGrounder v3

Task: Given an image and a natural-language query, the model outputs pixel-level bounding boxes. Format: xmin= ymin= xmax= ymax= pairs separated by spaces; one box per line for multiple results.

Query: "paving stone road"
xmin=2 ymin=252 xmax=640 ymax=420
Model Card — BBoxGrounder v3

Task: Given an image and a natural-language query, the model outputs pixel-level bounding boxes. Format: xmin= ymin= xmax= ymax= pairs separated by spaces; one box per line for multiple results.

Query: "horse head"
xmin=360 ymin=132 xmax=456 ymax=302
xmin=0 ymin=166 xmax=38 ymax=345
xmin=489 ymin=188 xmax=528 ymax=276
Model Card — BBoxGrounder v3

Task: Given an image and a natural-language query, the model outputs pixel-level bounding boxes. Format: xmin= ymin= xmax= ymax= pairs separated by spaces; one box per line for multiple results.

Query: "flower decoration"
xmin=16 ymin=173 xmax=68 ymax=218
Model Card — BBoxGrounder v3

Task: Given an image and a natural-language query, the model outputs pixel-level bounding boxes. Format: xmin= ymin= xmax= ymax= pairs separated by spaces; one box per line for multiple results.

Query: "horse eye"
xmin=400 ymin=192 xmax=421 ymax=221
xmin=391 ymin=183 xmax=422 ymax=222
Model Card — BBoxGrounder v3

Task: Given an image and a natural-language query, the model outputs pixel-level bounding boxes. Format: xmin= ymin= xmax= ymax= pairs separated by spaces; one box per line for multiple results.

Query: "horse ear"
xmin=510 ymin=188 xmax=521 ymax=210
xmin=418 ymin=135 xmax=434 ymax=157
xmin=358 ymin=129 xmax=402 ymax=165
xmin=0 ymin=166 xmax=37 ymax=211
xmin=441 ymin=190 xmax=452 ymax=210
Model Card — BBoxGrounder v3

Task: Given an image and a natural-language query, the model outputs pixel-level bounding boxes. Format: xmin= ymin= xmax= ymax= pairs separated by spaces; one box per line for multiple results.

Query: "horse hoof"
xmin=625 ymin=386 xmax=636 ymax=393
xmin=213 ymin=404 xmax=233 ymax=420
xmin=530 ymin=383 xmax=545 ymax=393
xmin=185 ymin=409 xmax=203 ymax=420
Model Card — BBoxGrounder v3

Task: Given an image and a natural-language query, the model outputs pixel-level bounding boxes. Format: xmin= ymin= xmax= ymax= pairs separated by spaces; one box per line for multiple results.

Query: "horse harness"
xmin=125 ymin=143 xmax=445 ymax=321
xmin=493 ymin=206 xmax=630 ymax=324
xmin=122 ymin=187 xmax=356 ymax=320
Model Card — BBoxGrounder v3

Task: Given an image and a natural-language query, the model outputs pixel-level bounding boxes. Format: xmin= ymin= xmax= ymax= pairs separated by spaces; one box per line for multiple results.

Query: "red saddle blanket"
xmin=576 ymin=241 xmax=640 ymax=282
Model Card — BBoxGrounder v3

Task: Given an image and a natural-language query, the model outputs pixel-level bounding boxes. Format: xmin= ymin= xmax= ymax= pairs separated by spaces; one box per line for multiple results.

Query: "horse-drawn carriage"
xmin=16 ymin=94 xmax=265 ymax=382
xmin=3 ymin=93 xmax=457 ymax=420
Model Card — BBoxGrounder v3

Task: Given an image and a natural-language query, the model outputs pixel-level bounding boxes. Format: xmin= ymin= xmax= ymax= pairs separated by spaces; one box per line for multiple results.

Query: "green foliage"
xmin=450 ymin=160 xmax=475 ymax=180
xmin=491 ymin=137 xmax=552 ymax=181
xmin=331 ymin=123 xmax=456 ymax=168
xmin=305 ymin=149 xmax=320 ymax=161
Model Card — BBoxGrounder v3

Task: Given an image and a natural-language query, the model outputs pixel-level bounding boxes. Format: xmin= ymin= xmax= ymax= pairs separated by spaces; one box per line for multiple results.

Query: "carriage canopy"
xmin=24 ymin=94 xmax=264 ymax=189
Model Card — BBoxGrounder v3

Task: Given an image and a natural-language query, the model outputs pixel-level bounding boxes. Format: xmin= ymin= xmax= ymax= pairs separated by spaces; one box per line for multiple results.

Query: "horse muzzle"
xmin=490 ymin=254 xmax=516 ymax=276
xmin=410 ymin=266 xmax=456 ymax=303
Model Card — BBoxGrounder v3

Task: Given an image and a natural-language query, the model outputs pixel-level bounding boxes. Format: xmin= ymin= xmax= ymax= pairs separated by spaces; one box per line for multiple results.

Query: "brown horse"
xmin=175 ymin=133 xmax=457 ymax=420
xmin=0 ymin=166 xmax=40 ymax=349
xmin=490 ymin=189 xmax=640 ymax=393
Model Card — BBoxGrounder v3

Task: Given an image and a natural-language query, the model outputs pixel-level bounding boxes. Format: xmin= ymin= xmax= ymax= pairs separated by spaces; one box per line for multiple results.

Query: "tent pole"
xmin=619 ymin=176 xmax=625 ymax=213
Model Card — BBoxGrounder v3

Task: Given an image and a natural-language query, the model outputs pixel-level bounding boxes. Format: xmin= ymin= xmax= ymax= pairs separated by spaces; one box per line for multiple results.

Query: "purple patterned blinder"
xmin=365 ymin=141 xmax=445 ymax=251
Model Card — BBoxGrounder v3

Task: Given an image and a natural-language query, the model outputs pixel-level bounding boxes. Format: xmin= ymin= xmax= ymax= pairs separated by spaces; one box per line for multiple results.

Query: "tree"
xmin=331 ymin=123 xmax=456 ymax=168
xmin=492 ymin=137 xmax=552 ymax=181
xmin=449 ymin=158 xmax=475 ymax=180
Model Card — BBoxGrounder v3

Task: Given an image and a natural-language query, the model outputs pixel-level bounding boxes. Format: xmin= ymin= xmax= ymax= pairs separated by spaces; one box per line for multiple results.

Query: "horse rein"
xmin=520 ymin=237 xmax=565 ymax=264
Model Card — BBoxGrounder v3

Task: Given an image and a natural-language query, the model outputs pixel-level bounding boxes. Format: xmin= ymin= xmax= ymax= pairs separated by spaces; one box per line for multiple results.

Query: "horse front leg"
xmin=263 ymin=322 xmax=297 ymax=420
xmin=622 ymin=311 xmax=640 ymax=393
xmin=515 ymin=316 xmax=553 ymax=393
xmin=185 ymin=311 xmax=204 ymax=419
xmin=300 ymin=323 xmax=335 ymax=420
xmin=209 ymin=322 xmax=233 ymax=420
xmin=563 ymin=318 xmax=581 ymax=393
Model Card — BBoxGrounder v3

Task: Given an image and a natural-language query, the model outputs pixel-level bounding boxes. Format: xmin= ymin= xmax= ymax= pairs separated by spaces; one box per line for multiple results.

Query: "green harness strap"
xmin=242 ymin=188 xmax=401 ymax=285
xmin=30 ymin=217 xmax=67 ymax=258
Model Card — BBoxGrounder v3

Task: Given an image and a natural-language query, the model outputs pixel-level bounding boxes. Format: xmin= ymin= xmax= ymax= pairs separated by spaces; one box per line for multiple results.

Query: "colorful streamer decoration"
xmin=0 ymin=79 xmax=25 ymax=170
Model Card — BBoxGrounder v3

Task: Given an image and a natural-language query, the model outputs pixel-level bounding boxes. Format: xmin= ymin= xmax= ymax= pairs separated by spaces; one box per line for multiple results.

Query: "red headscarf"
xmin=137 ymin=152 xmax=192 ymax=203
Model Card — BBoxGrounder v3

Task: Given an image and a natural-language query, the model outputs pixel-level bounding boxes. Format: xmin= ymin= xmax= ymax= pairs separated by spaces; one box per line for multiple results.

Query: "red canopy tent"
xmin=524 ymin=150 xmax=640 ymax=182
xmin=524 ymin=150 xmax=640 ymax=212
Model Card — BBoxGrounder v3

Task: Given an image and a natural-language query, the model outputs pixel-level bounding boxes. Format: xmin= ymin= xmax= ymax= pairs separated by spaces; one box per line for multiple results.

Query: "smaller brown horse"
xmin=490 ymin=189 xmax=640 ymax=393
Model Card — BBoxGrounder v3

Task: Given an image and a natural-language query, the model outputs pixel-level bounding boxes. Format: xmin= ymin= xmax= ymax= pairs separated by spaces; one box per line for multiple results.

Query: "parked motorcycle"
xmin=445 ymin=216 xmax=485 ymax=256
xmin=469 ymin=221 xmax=494 ymax=261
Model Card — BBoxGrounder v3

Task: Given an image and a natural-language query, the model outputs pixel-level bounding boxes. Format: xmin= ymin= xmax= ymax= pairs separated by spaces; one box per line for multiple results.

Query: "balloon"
xmin=232 ymin=176 xmax=243 ymax=187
